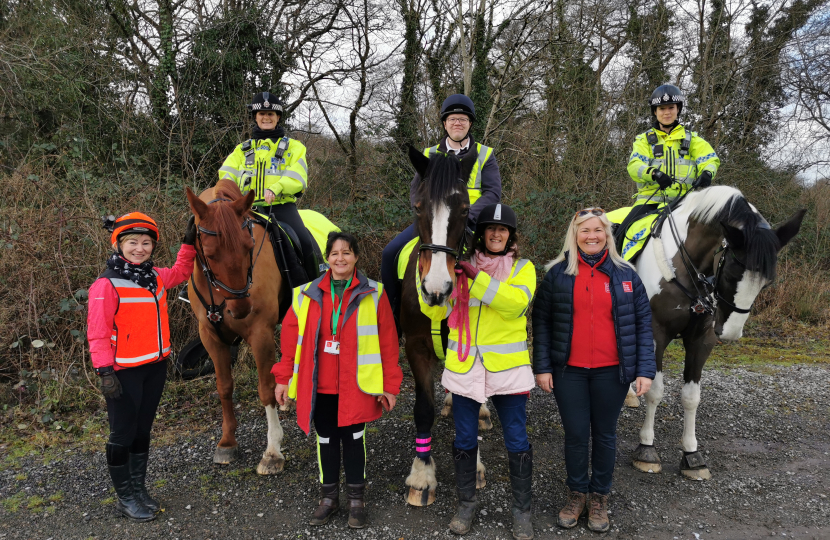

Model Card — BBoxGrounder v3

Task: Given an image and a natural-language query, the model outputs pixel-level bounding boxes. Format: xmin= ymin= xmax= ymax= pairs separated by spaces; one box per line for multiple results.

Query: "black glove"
xmin=696 ymin=170 xmax=713 ymax=189
xmin=97 ymin=367 xmax=122 ymax=399
xmin=182 ymin=215 xmax=196 ymax=245
xmin=651 ymin=169 xmax=673 ymax=190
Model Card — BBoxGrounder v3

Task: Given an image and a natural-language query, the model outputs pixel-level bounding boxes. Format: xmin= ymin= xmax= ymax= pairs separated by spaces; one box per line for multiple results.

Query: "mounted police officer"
xmin=614 ymin=84 xmax=720 ymax=245
xmin=380 ymin=94 xmax=503 ymax=320
xmin=218 ymin=91 xmax=318 ymax=282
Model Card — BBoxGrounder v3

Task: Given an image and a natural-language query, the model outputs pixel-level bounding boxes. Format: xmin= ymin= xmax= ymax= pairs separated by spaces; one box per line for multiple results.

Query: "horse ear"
xmin=232 ymin=190 xmax=256 ymax=215
xmin=720 ymin=221 xmax=744 ymax=249
xmin=186 ymin=187 xmax=208 ymax=219
xmin=774 ymin=208 xmax=806 ymax=250
xmin=408 ymin=144 xmax=429 ymax=179
xmin=460 ymin=148 xmax=477 ymax=181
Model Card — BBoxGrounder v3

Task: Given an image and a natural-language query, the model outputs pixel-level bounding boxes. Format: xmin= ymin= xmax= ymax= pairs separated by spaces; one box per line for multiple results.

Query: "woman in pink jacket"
xmin=87 ymin=212 xmax=195 ymax=522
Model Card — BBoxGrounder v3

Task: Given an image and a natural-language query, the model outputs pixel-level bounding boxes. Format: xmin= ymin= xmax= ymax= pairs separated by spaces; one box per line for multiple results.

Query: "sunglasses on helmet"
xmin=575 ymin=208 xmax=605 ymax=218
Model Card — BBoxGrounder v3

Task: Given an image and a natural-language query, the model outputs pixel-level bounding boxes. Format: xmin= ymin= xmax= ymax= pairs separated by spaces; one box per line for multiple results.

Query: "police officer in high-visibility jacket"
xmin=87 ymin=212 xmax=196 ymax=522
xmin=218 ymin=91 xmax=318 ymax=281
xmin=615 ymin=84 xmax=720 ymax=243
xmin=418 ymin=204 xmax=536 ymax=539
xmin=273 ymin=232 xmax=403 ymax=529
xmin=380 ymin=94 xmax=502 ymax=321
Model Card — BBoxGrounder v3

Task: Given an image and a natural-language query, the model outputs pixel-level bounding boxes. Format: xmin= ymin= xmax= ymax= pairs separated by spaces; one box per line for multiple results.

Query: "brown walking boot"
xmin=346 ymin=483 xmax=367 ymax=528
xmin=587 ymin=492 xmax=610 ymax=532
xmin=310 ymin=483 xmax=340 ymax=526
xmin=557 ymin=490 xmax=586 ymax=529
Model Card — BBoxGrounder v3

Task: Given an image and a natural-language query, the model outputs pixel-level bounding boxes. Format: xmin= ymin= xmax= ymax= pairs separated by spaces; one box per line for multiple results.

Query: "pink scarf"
xmin=472 ymin=250 xmax=514 ymax=281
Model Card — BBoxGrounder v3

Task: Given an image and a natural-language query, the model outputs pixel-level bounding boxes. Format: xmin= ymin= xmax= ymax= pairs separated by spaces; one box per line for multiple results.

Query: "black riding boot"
xmin=129 ymin=453 xmax=160 ymax=513
xmin=508 ymin=447 xmax=534 ymax=540
xmin=109 ymin=462 xmax=156 ymax=522
xmin=449 ymin=446 xmax=478 ymax=535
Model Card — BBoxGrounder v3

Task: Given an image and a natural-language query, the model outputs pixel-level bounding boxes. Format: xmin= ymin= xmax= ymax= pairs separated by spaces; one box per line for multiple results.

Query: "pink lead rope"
xmin=447 ymin=267 xmax=472 ymax=362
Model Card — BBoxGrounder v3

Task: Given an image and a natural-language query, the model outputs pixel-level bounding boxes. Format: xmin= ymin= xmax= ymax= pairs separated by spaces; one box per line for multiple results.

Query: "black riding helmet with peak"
xmin=473 ymin=203 xmax=518 ymax=256
xmin=248 ymin=91 xmax=283 ymax=119
xmin=649 ymin=84 xmax=685 ymax=116
xmin=441 ymin=94 xmax=476 ymax=143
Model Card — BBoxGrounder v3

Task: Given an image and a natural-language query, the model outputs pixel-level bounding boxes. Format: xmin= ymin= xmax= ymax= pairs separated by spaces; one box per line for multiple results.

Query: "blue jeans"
xmin=453 ymin=393 xmax=530 ymax=453
xmin=380 ymin=223 xmax=417 ymax=313
xmin=552 ymin=365 xmax=629 ymax=495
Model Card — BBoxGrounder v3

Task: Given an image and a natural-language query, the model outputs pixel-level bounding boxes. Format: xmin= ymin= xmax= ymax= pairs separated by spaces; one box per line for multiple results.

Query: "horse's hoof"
xmin=278 ymin=399 xmax=295 ymax=412
xmin=256 ymin=453 xmax=285 ymax=475
xmin=476 ymin=469 xmax=486 ymax=489
xmin=681 ymin=468 xmax=712 ymax=481
xmin=632 ymin=443 xmax=661 ymax=473
xmin=478 ymin=416 xmax=493 ymax=431
xmin=213 ymin=445 xmax=238 ymax=465
xmin=405 ymin=486 xmax=435 ymax=506
xmin=624 ymin=394 xmax=640 ymax=408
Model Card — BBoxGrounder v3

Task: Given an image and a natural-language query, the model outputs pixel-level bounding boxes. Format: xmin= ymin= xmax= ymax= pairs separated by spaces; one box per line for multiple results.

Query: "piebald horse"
xmin=626 ymin=186 xmax=804 ymax=479
xmin=400 ymin=147 xmax=488 ymax=506
xmin=185 ymin=180 xmax=286 ymax=475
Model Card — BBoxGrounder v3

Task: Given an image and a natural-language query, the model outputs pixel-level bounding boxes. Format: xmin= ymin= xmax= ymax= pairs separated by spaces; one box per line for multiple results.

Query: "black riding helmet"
xmin=440 ymin=94 xmax=476 ymax=122
xmin=248 ymin=91 xmax=283 ymax=118
xmin=474 ymin=203 xmax=518 ymax=256
xmin=649 ymin=84 xmax=685 ymax=115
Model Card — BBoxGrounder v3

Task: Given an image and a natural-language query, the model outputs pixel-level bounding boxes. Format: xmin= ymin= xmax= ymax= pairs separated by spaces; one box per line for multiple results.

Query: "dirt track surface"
xmin=2 ymin=364 xmax=830 ymax=540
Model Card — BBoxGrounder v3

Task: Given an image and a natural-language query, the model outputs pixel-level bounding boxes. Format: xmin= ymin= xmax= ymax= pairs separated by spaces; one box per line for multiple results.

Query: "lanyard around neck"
xmin=330 ymin=274 xmax=354 ymax=338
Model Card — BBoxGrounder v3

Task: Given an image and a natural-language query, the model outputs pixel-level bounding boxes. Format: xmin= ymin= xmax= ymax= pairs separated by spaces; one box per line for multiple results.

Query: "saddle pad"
xmin=298 ymin=209 xmax=340 ymax=255
xmin=607 ymin=207 xmax=658 ymax=261
xmin=397 ymin=236 xmax=420 ymax=280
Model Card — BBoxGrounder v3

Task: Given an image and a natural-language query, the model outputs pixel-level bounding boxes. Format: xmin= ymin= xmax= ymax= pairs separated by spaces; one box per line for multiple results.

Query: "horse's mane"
xmin=684 ymin=186 xmax=779 ymax=280
xmin=209 ymin=179 xmax=248 ymax=249
xmin=420 ymin=152 xmax=463 ymax=207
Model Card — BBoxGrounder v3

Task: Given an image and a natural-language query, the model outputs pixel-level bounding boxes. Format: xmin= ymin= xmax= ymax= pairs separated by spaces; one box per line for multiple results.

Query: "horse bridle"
xmin=707 ymin=240 xmax=752 ymax=315
xmin=417 ymin=178 xmax=469 ymax=267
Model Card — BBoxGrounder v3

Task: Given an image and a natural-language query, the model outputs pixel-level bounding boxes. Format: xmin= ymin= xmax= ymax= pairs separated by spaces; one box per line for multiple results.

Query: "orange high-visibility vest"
xmin=102 ymin=269 xmax=171 ymax=367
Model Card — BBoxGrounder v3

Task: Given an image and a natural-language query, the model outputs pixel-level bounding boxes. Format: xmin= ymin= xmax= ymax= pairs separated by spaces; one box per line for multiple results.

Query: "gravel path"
xmin=2 ymin=364 xmax=829 ymax=540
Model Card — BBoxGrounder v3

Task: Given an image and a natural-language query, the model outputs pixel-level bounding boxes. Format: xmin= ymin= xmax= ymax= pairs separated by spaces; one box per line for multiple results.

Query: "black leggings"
xmin=261 ymin=202 xmax=319 ymax=280
xmin=313 ymin=393 xmax=366 ymax=485
xmin=105 ymin=359 xmax=167 ymax=465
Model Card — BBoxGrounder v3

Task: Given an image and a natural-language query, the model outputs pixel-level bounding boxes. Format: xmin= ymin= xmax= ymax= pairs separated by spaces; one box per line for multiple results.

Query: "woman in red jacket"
xmin=274 ymin=231 xmax=402 ymax=529
xmin=87 ymin=212 xmax=196 ymax=522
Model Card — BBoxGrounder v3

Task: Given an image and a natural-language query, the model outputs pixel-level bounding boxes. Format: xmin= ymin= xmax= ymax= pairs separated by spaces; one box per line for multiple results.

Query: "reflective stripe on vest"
xmin=425 ymin=143 xmax=493 ymax=206
xmin=288 ymin=279 xmax=385 ymax=399
xmin=108 ymin=272 xmax=170 ymax=367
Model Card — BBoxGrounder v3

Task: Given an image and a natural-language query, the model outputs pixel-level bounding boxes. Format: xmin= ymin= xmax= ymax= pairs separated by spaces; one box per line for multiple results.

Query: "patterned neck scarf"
xmin=106 ymin=253 xmax=157 ymax=294
xmin=578 ymin=249 xmax=607 ymax=267
xmin=472 ymin=250 xmax=515 ymax=282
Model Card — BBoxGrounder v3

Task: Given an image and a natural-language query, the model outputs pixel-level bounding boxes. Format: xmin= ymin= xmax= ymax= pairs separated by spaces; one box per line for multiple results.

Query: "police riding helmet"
xmin=248 ymin=92 xmax=283 ymax=118
xmin=649 ymin=84 xmax=685 ymax=115
xmin=440 ymin=94 xmax=476 ymax=122
xmin=109 ymin=212 xmax=160 ymax=246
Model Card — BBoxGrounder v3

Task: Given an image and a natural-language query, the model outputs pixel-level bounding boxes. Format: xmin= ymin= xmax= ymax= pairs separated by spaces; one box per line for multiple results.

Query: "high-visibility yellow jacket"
xmin=218 ymin=137 xmax=308 ymax=206
xmin=419 ymin=258 xmax=536 ymax=373
xmin=627 ymin=125 xmax=719 ymax=204
xmin=425 ymin=143 xmax=494 ymax=206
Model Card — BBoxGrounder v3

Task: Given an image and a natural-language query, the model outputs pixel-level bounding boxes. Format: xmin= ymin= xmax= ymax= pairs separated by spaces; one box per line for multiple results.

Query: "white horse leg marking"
xmin=441 ymin=392 xmax=453 ymax=417
xmin=624 ymin=385 xmax=639 ymax=408
xmin=478 ymin=401 xmax=492 ymax=430
xmin=422 ymin=202 xmax=453 ymax=297
xmin=720 ymin=271 xmax=766 ymax=341
xmin=639 ymin=371 xmax=664 ymax=445
xmin=405 ymin=456 xmax=437 ymax=491
xmin=681 ymin=381 xmax=701 ymax=452
xmin=476 ymin=447 xmax=486 ymax=489
xmin=256 ymin=404 xmax=285 ymax=474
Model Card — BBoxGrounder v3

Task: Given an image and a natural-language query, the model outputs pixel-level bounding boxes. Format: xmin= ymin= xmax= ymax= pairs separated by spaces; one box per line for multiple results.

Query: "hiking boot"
xmin=557 ymin=490 xmax=586 ymax=529
xmin=507 ymin=448 xmax=534 ymax=539
xmin=449 ymin=446 xmax=478 ymax=534
xmin=129 ymin=452 xmax=160 ymax=513
xmin=310 ymin=483 xmax=340 ymax=526
xmin=346 ymin=483 xmax=367 ymax=528
xmin=587 ymin=492 xmax=610 ymax=532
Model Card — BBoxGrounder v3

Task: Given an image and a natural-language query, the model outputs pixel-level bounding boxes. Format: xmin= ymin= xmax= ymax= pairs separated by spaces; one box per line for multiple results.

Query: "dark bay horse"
xmin=185 ymin=180 xmax=287 ymax=475
xmin=627 ymin=186 xmax=804 ymax=479
xmin=399 ymin=147 xmax=481 ymax=506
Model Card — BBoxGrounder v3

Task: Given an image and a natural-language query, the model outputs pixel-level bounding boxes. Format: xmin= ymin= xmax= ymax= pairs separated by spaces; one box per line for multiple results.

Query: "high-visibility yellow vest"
xmin=425 ymin=143 xmax=493 ymax=206
xmin=288 ymin=278 xmax=385 ymax=398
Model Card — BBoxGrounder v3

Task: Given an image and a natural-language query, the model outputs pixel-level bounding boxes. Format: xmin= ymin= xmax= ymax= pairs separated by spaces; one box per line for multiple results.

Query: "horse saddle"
xmin=607 ymin=206 xmax=663 ymax=263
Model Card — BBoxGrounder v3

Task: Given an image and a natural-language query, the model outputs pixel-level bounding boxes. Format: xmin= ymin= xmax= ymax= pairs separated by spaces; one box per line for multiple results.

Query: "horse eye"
xmin=461 ymin=208 xmax=469 ymax=217
xmin=414 ymin=204 xmax=422 ymax=216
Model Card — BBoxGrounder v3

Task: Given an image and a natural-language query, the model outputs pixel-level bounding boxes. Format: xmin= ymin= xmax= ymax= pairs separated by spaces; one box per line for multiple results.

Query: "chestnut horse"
xmin=400 ymin=147 xmax=483 ymax=506
xmin=625 ymin=186 xmax=805 ymax=479
xmin=185 ymin=180 xmax=286 ymax=475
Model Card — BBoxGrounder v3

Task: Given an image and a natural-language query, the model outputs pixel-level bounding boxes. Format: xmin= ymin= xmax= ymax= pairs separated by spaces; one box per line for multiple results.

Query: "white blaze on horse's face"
xmin=421 ymin=201 xmax=454 ymax=305
xmin=716 ymin=271 xmax=767 ymax=341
